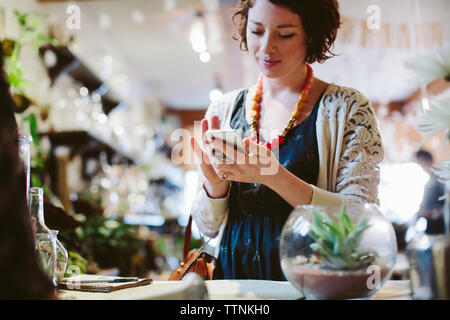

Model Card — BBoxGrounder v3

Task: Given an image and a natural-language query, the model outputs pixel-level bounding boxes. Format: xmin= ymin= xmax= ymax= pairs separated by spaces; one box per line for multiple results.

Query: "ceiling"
xmin=40 ymin=0 xmax=241 ymax=110
xmin=2 ymin=0 xmax=450 ymax=110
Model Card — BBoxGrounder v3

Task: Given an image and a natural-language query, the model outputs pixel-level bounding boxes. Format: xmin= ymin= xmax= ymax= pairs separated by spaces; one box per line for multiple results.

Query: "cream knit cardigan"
xmin=190 ymin=83 xmax=384 ymax=254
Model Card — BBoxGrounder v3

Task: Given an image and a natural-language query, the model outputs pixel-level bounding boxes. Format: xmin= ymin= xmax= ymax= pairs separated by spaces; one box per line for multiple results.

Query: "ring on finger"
xmin=221 ymin=170 xmax=228 ymax=179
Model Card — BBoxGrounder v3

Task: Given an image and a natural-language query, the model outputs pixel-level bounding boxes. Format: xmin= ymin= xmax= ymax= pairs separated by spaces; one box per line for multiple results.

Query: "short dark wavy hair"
xmin=232 ymin=0 xmax=341 ymax=64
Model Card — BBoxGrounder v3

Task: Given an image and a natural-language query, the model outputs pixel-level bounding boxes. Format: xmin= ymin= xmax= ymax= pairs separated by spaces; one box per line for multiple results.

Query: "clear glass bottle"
xmin=18 ymin=131 xmax=32 ymax=206
xmin=51 ymin=230 xmax=69 ymax=283
xmin=29 ymin=187 xmax=57 ymax=287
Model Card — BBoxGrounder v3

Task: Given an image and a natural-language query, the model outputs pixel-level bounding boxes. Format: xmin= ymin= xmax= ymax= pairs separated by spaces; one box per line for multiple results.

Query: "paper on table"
xmin=205 ymin=280 xmax=303 ymax=300
xmin=59 ymin=278 xmax=208 ymax=300
xmin=59 ymin=274 xmax=152 ymax=293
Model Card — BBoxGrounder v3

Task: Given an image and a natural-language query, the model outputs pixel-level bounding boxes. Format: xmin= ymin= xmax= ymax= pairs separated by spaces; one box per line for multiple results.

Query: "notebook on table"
xmin=58 ymin=275 xmax=153 ymax=293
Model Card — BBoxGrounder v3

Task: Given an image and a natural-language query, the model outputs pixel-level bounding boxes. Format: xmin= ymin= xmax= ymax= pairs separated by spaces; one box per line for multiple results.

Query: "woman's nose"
xmin=260 ymin=33 xmax=276 ymax=55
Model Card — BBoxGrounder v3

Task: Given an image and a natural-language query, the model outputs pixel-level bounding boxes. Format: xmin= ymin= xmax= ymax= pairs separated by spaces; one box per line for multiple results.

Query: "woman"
xmin=189 ymin=0 xmax=383 ymax=280
xmin=0 ymin=47 xmax=55 ymax=299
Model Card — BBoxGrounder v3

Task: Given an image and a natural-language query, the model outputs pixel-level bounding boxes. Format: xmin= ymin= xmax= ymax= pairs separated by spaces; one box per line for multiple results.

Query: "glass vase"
xmin=279 ymin=203 xmax=398 ymax=299
xmin=51 ymin=230 xmax=69 ymax=283
xmin=407 ymin=233 xmax=450 ymax=299
xmin=29 ymin=187 xmax=57 ymax=287
xmin=18 ymin=131 xmax=32 ymax=206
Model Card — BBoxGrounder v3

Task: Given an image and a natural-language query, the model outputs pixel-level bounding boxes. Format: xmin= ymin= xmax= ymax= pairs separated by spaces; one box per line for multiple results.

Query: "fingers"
xmin=245 ymin=136 xmax=262 ymax=156
xmin=210 ymin=115 xmax=220 ymax=130
xmin=215 ymin=163 xmax=234 ymax=176
xmin=210 ymin=138 xmax=247 ymax=164
xmin=201 ymin=115 xmax=220 ymax=146
xmin=190 ymin=136 xmax=201 ymax=163
xmin=243 ymin=137 xmax=251 ymax=154
xmin=201 ymin=119 xmax=209 ymax=145
xmin=245 ymin=137 xmax=259 ymax=165
xmin=205 ymin=143 xmax=218 ymax=166
xmin=245 ymin=136 xmax=276 ymax=166
xmin=191 ymin=133 xmax=227 ymax=168
xmin=190 ymin=135 xmax=211 ymax=165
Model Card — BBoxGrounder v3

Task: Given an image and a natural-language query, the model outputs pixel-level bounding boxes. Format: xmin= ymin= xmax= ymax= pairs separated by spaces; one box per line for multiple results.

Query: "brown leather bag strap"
xmin=183 ymin=216 xmax=193 ymax=261
xmin=182 ymin=216 xmax=211 ymax=261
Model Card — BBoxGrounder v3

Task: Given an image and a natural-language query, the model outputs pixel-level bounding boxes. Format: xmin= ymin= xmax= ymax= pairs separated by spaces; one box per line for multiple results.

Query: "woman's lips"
xmin=262 ymin=59 xmax=281 ymax=67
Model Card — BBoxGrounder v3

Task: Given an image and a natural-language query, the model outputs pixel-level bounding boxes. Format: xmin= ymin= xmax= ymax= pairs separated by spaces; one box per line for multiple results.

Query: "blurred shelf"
xmin=41 ymin=130 xmax=134 ymax=182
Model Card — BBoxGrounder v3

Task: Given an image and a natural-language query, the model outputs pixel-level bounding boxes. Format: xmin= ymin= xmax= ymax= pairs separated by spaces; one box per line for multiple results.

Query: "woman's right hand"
xmin=190 ymin=115 xmax=230 ymax=198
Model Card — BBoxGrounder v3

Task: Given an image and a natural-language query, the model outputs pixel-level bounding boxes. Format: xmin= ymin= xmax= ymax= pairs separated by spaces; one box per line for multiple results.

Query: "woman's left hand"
xmin=208 ymin=136 xmax=282 ymax=185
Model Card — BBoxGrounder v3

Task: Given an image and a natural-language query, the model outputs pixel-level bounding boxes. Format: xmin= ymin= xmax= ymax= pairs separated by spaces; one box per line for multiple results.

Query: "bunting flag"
xmin=338 ymin=15 xmax=447 ymax=49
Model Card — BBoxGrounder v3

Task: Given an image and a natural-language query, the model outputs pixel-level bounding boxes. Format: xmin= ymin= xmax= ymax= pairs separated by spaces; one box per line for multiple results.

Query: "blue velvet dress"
xmin=214 ymin=89 xmax=321 ymax=280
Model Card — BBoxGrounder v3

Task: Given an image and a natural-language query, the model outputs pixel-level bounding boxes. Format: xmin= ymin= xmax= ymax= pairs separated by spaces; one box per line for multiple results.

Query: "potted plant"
xmin=280 ymin=204 xmax=397 ymax=299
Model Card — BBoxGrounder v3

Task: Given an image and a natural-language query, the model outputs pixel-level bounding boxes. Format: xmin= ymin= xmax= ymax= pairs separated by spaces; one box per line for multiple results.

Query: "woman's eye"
xmin=279 ymin=34 xmax=295 ymax=39
xmin=251 ymin=30 xmax=263 ymax=35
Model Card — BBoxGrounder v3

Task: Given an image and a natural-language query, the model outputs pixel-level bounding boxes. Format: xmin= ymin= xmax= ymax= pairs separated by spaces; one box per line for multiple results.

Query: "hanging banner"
xmin=339 ymin=15 xmax=446 ymax=49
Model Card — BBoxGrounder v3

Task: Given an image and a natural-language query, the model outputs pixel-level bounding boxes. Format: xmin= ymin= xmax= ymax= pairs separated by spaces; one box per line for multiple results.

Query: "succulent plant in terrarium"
xmin=280 ymin=204 xmax=397 ymax=299
xmin=308 ymin=206 xmax=378 ymax=271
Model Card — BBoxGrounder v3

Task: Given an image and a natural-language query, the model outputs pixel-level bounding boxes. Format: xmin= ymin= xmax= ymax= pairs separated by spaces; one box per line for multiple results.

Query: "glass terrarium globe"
xmin=280 ymin=204 xmax=397 ymax=300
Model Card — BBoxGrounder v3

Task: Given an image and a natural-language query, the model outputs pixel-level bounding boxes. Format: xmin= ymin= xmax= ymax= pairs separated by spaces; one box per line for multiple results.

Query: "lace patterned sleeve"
xmin=335 ymin=90 xmax=384 ymax=205
xmin=189 ymin=95 xmax=232 ymax=238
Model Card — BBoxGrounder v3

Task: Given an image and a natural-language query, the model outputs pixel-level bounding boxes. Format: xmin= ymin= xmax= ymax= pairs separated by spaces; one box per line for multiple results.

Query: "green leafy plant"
xmin=308 ymin=206 xmax=378 ymax=270
xmin=64 ymin=251 xmax=88 ymax=277
xmin=2 ymin=11 xmax=57 ymax=189
xmin=4 ymin=43 xmax=27 ymax=92
xmin=13 ymin=10 xmax=57 ymax=50
xmin=2 ymin=10 xmax=58 ymax=94
xmin=65 ymin=215 xmax=145 ymax=276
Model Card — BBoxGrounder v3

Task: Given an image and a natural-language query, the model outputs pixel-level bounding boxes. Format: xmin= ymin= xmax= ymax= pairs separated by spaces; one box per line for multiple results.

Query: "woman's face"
xmin=246 ymin=0 xmax=308 ymax=79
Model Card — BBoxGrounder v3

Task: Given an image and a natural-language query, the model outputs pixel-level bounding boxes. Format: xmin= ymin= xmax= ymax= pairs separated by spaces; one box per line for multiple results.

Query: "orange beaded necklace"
xmin=250 ymin=64 xmax=313 ymax=150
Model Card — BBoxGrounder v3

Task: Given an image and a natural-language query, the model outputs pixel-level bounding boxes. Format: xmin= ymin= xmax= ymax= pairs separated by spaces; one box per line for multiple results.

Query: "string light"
xmin=209 ymin=88 xmax=223 ymax=102
xmin=99 ymin=13 xmax=112 ymax=30
xmin=103 ymin=55 xmax=113 ymax=65
xmin=79 ymin=87 xmax=89 ymax=97
xmin=131 ymin=10 xmax=145 ymax=24
xmin=199 ymin=51 xmax=211 ymax=63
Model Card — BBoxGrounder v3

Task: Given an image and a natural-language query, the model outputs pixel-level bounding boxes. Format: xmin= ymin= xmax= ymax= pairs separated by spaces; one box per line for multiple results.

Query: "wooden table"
xmin=369 ymin=280 xmax=411 ymax=300
xmin=58 ymin=278 xmax=411 ymax=300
